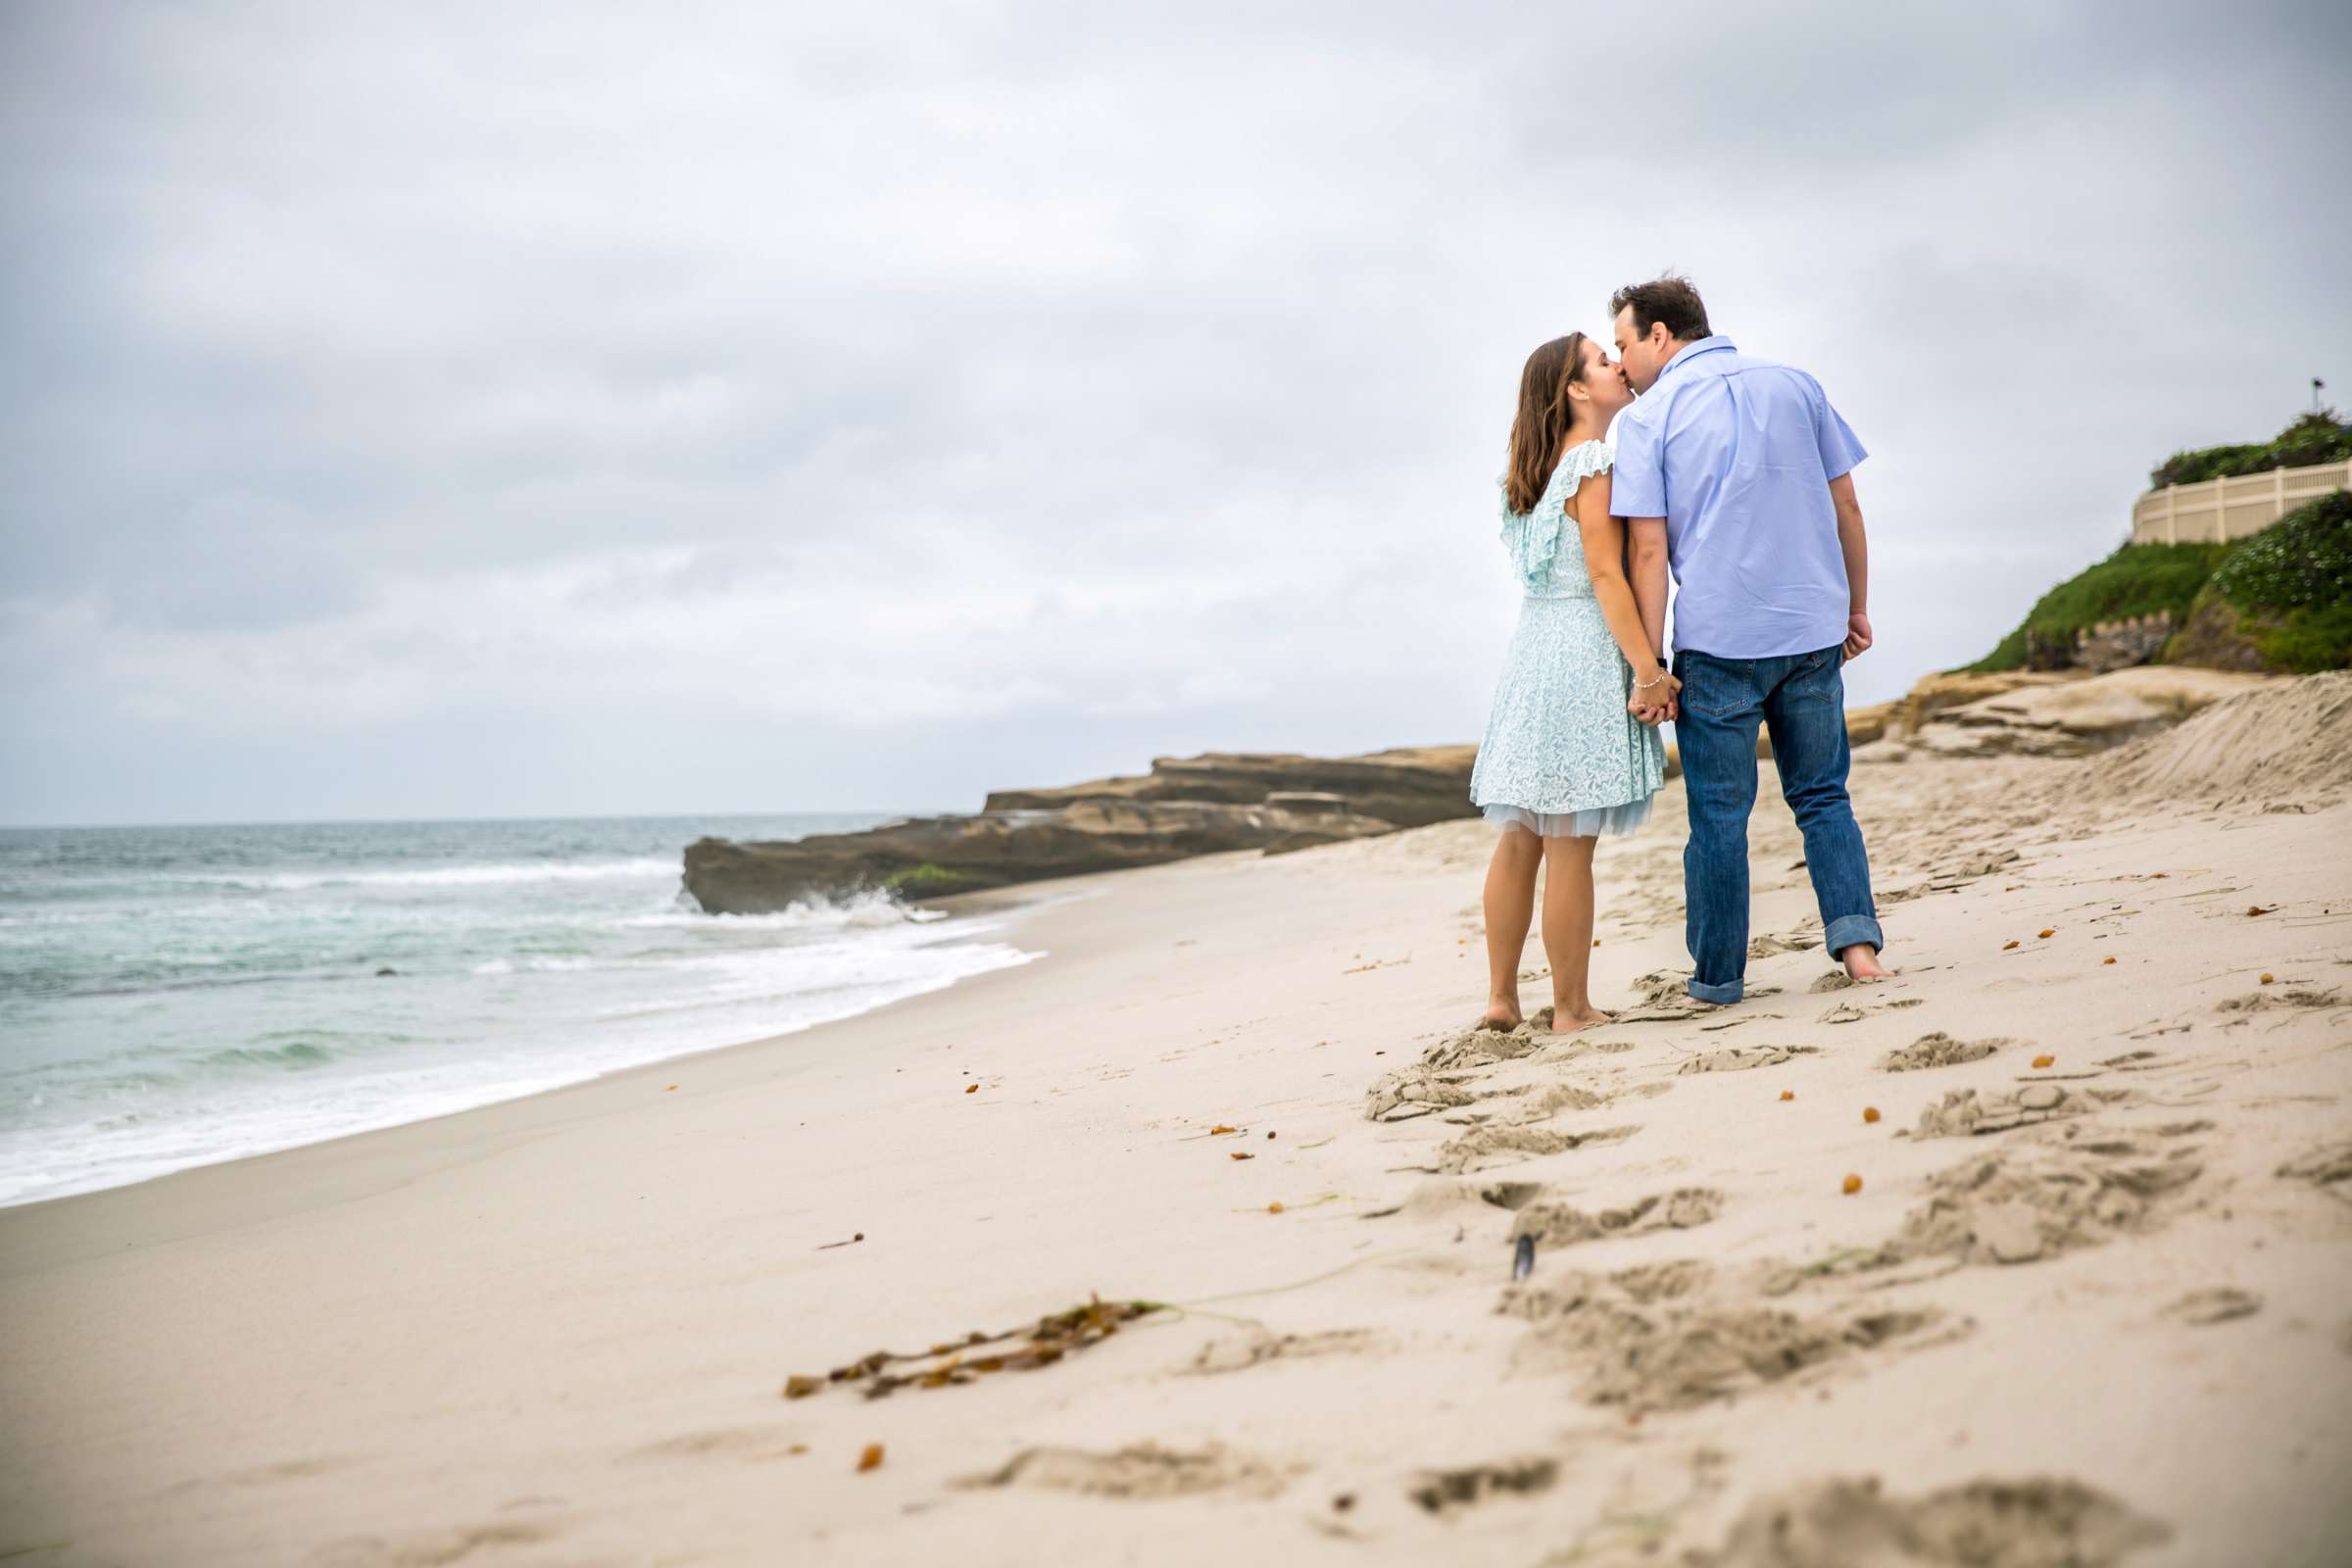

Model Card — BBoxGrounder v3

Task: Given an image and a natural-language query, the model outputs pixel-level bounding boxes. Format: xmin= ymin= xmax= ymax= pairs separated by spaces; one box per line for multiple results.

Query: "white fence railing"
xmin=2132 ymin=458 xmax=2351 ymax=545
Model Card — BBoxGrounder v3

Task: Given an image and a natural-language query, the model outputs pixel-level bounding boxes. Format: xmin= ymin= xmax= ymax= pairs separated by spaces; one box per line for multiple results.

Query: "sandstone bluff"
xmin=681 ymin=747 xmax=1479 ymax=913
xmin=682 ymin=666 xmax=2293 ymax=913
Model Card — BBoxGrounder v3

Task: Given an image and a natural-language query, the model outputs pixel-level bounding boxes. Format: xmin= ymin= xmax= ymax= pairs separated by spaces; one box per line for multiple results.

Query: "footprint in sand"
xmin=1478 ymin=1180 xmax=1547 ymax=1209
xmin=2162 ymin=1288 xmax=2261 ymax=1326
xmin=1880 ymin=1033 xmax=2009 ymax=1071
xmin=1364 ymin=1071 xmax=1478 ymax=1122
xmin=1516 ymin=1082 xmax=1612 ymax=1120
xmin=310 ymin=1522 xmax=561 ymax=1568
xmin=954 ymin=1443 xmax=1294 ymax=1499
xmin=1678 ymin=1045 xmax=1818 ymax=1074
xmin=1439 ymin=1084 xmax=1614 ymax=1128
xmin=1920 ymin=848 xmax=2023 ymax=891
xmin=1748 ymin=932 xmax=1824 ymax=960
xmin=2075 ymin=1121 xmax=2212 ymax=1156
xmin=1693 ymin=1474 xmax=2169 ymax=1567
xmin=1511 ymin=1188 xmax=1723 ymax=1246
xmin=1431 ymin=1122 xmax=1639 ymax=1174
xmin=1615 ymin=969 xmax=1785 ymax=1022
xmin=1365 ymin=1072 xmax=1609 ymax=1125
xmin=1700 ymin=1011 xmax=1785 ymax=1032
xmin=1187 ymin=1327 xmax=1379 ymax=1375
xmin=1911 ymin=1084 xmax=2132 ymax=1139
xmin=1819 ymin=1002 xmax=1868 ymax=1024
xmin=1611 ymin=1258 xmax=1716 ymax=1302
xmin=2094 ymin=1049 xmax=2180 ymax=1073
xmin=1408 ymin=1455 xmax=1559 ymax=1515
xmin=623 ymin=1426 xmax=807 ymax=1463
xmin=156 ymin=1454 xmax=359 ymax=1496
xmin=1497 ymin=1272 xmax=1942 ymax=1412
xmin=2218 ymin=985 xmax=2346 ymax=1015
xmin=1874 ymin=1138 xmax=2203 ymax=1268
xmin=1421 ymin=1017 xmax=1558 ymax=1069
xmin=2276 ymin=1142 xmax=2352 ymax=1188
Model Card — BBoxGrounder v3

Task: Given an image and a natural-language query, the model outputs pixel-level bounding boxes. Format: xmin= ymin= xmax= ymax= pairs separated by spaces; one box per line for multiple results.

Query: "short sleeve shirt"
xmin=1609 ymin=336 xmax=1866 ymax=660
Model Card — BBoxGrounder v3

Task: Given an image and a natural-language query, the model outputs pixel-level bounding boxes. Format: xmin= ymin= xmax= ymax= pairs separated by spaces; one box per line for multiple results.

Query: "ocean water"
xmin=0 ymin=815 xmax=1037 ymax=1207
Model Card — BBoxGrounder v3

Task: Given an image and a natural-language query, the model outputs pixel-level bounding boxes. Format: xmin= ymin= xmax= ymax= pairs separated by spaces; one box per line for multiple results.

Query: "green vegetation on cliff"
xmin=880 ymin=861 xmax=988 ymax=896
xmin=1963 ymin=541 xmax=2230 ymax=673
xmin=2149 ymin=411 xmax=2352 ymax=489
xmin=1966 ymin=491 xmax=2352 ymax=675
xmin=2203 ymin=491 xmax=2352 ymax=672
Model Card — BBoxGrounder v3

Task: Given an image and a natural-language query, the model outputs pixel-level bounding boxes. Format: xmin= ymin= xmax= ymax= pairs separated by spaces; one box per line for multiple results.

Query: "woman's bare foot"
xmin=1547 ymin=1004 xmax=1612 ymax=1034
xmin=1478 ymin=1002 xmax=1524 ymax=1031
xmin=1841 ymin=944 xmax=1893 ymax=983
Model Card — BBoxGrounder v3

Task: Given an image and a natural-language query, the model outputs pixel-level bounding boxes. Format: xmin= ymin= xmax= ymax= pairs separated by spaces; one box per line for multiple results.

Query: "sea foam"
xmin=0 ymin=813 xmax=1027 ymax=1207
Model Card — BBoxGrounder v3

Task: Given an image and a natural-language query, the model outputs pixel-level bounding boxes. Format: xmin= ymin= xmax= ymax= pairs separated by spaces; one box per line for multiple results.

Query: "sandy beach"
xmin=4 ymin=678 xmax=2350 ymax=1567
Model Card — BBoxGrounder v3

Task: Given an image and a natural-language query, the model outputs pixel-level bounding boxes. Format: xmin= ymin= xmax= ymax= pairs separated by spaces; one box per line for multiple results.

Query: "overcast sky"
xmin=3 ymin=1 xmax=2346 ymax=826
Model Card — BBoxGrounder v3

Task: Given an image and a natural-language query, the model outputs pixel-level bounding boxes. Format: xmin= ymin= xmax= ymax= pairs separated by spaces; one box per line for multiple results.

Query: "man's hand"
xmin=1842 ymin=612 xmax=1873 ymax=661
xmin=1629 ymin=669 xmax=1681 ymax=725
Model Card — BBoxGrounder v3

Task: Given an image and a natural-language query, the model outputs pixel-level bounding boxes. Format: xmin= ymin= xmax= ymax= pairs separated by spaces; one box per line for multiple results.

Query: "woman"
xmin=1469 ymin=332 xmax=1676 ymax=1032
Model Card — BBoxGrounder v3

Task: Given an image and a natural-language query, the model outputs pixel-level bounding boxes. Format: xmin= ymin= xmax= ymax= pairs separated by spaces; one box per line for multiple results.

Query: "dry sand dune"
xmin=2079 ymin=669 xmax=2352 ymax=808
xmin=3 ymin=677 xmax=2350 ymax=1566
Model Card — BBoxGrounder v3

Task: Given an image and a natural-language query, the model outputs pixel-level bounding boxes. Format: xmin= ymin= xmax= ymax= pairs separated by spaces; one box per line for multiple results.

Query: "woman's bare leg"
xmin=1481 ymin=827 xmax=1544 ymax=1027
xmin=1541 ymin=832 xmax=1609 ymax=1031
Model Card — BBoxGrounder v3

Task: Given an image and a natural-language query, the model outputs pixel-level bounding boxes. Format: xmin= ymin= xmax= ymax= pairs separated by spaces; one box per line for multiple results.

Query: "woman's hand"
xmin=1629 ymin=667 xmax=1680 ymax=725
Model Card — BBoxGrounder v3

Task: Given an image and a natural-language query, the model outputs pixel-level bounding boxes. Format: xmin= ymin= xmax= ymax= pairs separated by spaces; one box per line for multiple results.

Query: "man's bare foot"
xmin=1478 ymin=1003 xmax=1524 ymax=1031
xmin=1841 ymin=945 xmax=1893 ymax=982
xmin=1547 ymin=1005 xmax=1613 ymax=1034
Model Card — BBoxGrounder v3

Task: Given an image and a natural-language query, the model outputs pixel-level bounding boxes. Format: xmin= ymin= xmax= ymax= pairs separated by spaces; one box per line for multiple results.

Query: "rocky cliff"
xmin=981 ymin=746 xmax=1480 ymax=827
xmin=683 ymin=746 xmax=1479 ymax=913
xmin=1862 ymin=666 xmax=2280 ymax=760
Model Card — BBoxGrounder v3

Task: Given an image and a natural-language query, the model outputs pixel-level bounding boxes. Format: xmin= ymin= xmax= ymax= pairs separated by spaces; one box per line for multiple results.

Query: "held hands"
xmin=1629 ymin=666 xmax=1680 ymax=726
xmin=1843 ymin=611 xmax=1874 ymax=661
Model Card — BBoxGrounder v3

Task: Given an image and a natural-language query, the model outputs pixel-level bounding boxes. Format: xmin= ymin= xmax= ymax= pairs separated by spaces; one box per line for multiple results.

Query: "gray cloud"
xmin=2 ymin=0 xmax=2346 ymax=824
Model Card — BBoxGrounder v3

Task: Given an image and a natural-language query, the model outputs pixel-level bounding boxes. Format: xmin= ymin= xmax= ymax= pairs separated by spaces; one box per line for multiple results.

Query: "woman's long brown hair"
xmin=1502 ymin=332 xmax=1590 ymax=515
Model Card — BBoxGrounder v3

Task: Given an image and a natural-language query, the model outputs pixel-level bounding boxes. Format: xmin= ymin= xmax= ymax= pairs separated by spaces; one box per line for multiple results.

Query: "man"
xmin=1608 ymin=274 xmax=1889 ymax=1004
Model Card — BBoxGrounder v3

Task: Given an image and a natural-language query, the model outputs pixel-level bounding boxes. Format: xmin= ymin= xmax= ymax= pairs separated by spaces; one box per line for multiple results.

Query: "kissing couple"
xmin=1468 ymin=273 xmax=1889 ymax=1031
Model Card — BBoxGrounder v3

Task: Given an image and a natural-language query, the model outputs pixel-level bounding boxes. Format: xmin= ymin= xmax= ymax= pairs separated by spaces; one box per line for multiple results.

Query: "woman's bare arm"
xmin=1574 ymin=475 xmax=1678 ymax=720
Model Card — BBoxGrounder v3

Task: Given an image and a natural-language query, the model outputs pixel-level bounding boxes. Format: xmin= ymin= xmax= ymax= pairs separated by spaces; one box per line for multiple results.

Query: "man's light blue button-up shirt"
xmin=1609 ymin=336 xmax=1866 ymax=660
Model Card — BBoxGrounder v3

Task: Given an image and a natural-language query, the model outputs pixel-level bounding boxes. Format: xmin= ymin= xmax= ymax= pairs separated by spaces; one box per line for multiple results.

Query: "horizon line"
xmin=0 ymin=806 xmax=955 ymax=834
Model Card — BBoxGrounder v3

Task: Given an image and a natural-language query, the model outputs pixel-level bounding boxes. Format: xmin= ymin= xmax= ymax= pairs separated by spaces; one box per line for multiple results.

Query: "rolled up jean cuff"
xmin=1686 ymin=974 xmax=1743 ymax=1005
xmin=1826 ymin=913 xmax=1886 ymax=957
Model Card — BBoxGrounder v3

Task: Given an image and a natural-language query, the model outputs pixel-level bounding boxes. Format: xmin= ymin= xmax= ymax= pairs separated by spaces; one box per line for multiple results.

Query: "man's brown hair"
xmin=1609 ymin=273 xmax=1712 ymax=344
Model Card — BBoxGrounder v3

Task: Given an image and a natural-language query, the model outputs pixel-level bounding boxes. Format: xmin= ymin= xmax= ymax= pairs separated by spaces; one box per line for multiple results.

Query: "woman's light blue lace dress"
xmin=1468 ymin=440 xmax=1667 ymax=837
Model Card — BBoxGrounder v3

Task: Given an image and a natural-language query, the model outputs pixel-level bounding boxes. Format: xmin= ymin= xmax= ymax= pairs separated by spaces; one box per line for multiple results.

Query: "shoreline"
xmin=0 ymin=878 xmax=1087 ymax=1261
xmin=0 ymin=869 xmax=1049 ymax=1212
xmin=3 ymin=717 xmax=2349 ymax=1565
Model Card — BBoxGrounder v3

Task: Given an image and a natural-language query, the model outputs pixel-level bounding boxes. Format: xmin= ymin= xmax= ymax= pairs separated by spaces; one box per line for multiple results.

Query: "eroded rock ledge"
xmin=1868 ymin=666 xmax=2279 ymax=760
xmin=683 ymin=746 xmax=1478 ymax=913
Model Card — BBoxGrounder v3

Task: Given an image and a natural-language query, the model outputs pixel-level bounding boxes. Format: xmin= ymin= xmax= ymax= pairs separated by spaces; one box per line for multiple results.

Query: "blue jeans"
xmin=1673 ymin=645 xmax=1883 ymax=1004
